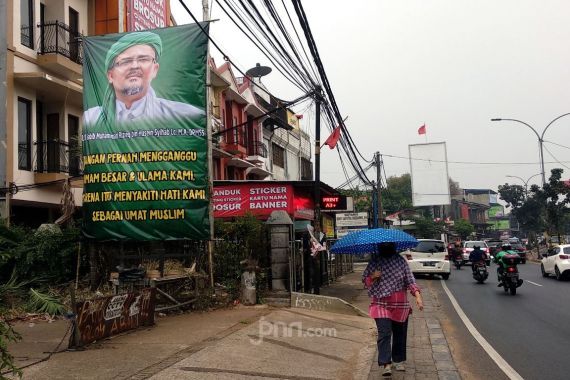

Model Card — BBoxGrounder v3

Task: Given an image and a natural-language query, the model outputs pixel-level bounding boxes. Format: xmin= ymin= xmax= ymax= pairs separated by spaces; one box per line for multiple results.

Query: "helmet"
xmin=473 ymin=245 xmax=481 ymax=249
xmin=501 ymin=244 xmax=512 ymax=251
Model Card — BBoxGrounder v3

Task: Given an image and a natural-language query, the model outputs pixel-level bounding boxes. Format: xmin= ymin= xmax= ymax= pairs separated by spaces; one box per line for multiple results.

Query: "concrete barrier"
xmin=291 ymin=292 xmax=368 ymax=317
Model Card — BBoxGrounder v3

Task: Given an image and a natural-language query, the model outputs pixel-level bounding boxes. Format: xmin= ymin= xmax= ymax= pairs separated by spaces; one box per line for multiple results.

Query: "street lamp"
xmin=505 ymin=173 xmax=541 ymax=198
xmin=491 ymin=113 xmax=570 ymax=185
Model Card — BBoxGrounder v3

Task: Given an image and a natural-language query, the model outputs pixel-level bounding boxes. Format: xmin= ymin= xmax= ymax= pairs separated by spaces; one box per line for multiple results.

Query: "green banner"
xmin=82 ymin=24 xmax=210 ymax=241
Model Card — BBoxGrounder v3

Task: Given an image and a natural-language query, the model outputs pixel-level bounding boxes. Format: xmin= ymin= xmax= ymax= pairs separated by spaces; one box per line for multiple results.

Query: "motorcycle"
xmin=498 ymin=254 xmax=523 ymax=295
xmin=472 ymin=261 xmax=488 ymax=283
xmin=453 ymin=253 xmax=463 ymax=270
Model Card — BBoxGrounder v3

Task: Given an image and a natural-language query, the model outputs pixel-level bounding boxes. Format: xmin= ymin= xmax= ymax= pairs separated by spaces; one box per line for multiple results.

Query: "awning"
xmin=245 ymin=166 xmax=272 ymax=178
xmin=227 ymin=157 xmax=255 ymax=168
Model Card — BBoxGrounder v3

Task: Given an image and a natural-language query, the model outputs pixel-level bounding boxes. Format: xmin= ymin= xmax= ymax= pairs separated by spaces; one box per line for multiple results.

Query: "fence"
xmin=38 ymin=21 xmax=83 ymax=65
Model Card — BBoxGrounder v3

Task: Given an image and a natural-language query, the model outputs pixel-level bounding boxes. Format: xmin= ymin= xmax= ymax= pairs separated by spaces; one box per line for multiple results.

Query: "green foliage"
xmin=382 ymin=174 xmax=412 ymax=213
xmin=454 ymin=219 xmax=475 ymax=239
xmin=0 ymin=225 xmax=82 ymax=286
xmin=340 ymin=187 xmax=371 ymax=212
xmin=213 ymin=214 xmax=268 ymax=301
xmin=498 ymin=184 xmax=526 ymax=209
xmin=27 ymin=289 xmax=66 ymax=316
xmin=0 ymin=320 xmax=22 ymax=379
xmin=412 ymin=216 xmax=445 ymax=239
xmin=500 ymin=169 xmax=570 ymax=237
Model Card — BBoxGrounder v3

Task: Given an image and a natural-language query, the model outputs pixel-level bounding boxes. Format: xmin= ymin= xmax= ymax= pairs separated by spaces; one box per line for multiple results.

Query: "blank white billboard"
xmin=409 ymin=142 xmax=451 ymax=207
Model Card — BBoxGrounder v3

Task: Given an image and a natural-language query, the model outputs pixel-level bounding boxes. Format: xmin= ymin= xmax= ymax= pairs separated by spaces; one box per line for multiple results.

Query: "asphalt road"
xmin=444 ymin=261 xmax=570 ymax=380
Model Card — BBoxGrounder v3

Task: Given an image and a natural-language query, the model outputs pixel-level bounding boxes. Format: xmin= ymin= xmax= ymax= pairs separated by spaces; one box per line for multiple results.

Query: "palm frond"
xmin=27 ymin=288 xmax=66 ymax=316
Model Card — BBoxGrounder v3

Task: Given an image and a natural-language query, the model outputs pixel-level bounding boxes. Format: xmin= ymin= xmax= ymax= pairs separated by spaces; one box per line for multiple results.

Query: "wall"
xmin=0 ymin=0 xmax=7 ymax=219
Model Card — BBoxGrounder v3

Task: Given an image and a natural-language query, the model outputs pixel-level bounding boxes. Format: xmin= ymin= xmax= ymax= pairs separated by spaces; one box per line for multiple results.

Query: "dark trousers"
xmin=375 ymin=318 xmax=408 ymax=365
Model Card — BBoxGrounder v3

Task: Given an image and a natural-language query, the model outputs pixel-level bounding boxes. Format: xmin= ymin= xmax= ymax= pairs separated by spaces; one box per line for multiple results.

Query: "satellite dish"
xmin=246 ymin=63 xmax=272 ymax=78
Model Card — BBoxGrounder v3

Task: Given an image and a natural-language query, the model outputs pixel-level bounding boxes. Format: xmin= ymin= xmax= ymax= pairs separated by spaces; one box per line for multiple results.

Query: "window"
xmin=232 ymin=117 xmax=238 ymax=144
xmin=301 ymin=158 xmax=312 ymax=180
xmin=272 ymin=143 xmax=285 ymax=168
xmin=20 ymin=0 xmax=34 ymax=48
xmin=18 ymin=98 xmax=32 ymax=170
xmin=95 ymin=0 xmax=119 ymax=35
xmin=68 ymin=115 xmax=80 ymax=175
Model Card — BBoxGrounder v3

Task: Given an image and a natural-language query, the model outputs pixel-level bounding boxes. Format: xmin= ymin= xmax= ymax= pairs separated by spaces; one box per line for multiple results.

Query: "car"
xmin=510 ymin=242 xmax=527 ymax=264
xmin=402 ymin=239 xmax=451 ymax=280
xmin=486 ymin=240 xmax=503 ymax=257
xmin=541 ymin=244 xmax=570 ymax=280
xmin=462 ymin=241 xmax=490 ymax=263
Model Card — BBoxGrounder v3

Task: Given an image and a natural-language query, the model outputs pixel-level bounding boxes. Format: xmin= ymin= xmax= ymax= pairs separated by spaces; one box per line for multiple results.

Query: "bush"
xmin=213 ymin=214 xmax=268 ymax=301
xmin=0 ymin=225 xmax=84 ymax=287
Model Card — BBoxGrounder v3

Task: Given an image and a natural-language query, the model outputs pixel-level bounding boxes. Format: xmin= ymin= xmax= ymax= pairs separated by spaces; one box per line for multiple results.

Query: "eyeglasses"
xmin=113 ymin=55 xmax=156 ymax=69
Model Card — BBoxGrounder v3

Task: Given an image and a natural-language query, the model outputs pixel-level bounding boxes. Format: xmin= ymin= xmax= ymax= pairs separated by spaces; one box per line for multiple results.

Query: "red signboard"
xmin=213 ymin=184 xmax=294 ymax=218
xmin=127 ymin=0 xmax=168 ymax=31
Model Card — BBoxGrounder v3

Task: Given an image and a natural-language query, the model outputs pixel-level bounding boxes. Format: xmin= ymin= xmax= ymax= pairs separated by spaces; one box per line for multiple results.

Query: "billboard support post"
xmin=203 ymin=0 xmax=214 ymax=288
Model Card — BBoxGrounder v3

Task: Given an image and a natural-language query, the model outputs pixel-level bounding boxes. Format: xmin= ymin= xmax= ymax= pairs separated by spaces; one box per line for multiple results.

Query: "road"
xmin=444 ymin=261 xmax=570 ymax=380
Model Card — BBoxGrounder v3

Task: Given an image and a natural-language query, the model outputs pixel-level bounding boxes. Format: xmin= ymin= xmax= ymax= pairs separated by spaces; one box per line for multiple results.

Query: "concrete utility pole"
xmin=203 ymin=0 xmax=215 ymax=287
xmin=375 ymin=152 xmax=384 ymax=228
xmin=313 ymin=86 xmax=322 ymax=233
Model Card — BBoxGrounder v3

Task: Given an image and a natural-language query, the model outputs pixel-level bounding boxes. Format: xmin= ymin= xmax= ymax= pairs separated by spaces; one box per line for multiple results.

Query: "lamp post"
xmin=505 ymin=173 xmax=541 ymax=198
xmin=491 ymin=113 xmax=570 ymax=185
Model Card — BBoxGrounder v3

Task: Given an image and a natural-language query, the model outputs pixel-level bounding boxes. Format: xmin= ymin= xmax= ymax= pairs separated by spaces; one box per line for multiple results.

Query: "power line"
xmin=544 ymin=140 xmax=570 ymax=151
xmin=543 ymin=144 xmax=570 ymax=170
xmin=382 ymin=153 xmax=570 ymax=166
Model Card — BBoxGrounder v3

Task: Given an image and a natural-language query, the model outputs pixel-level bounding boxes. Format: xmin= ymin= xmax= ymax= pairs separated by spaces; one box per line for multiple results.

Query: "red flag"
xmin=324 ymin=126 xmax=342 ymax=149
xmin=418 ymin=124 xmax=426 ymax=135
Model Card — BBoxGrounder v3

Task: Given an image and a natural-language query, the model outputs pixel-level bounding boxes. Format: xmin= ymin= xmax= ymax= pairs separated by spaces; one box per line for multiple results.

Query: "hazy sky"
xmin=171 ymin=0 xmax=570 ymax=192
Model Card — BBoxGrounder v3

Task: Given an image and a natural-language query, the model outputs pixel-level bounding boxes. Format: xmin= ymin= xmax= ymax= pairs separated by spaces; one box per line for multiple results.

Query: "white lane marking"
xmin=440 ymin=279 xmax=524 ymax=380
xmin=526 ymin=280 xmax=543 ymax=287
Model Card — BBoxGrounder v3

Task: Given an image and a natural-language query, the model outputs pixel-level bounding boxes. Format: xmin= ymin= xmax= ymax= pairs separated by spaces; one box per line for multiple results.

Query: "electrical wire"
xmin=543 ymin=144 xmax=570 ymax=170
xmin=177 ymin=0 xmax=300 ymax=102
xmin=544 ymin=140 xmax=570 ymax=151
xmin=382 ymin=153 xmax=570 ymax=166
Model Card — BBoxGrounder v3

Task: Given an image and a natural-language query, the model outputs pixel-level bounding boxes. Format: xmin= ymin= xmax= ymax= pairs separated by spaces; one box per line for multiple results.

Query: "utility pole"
xmin=313 ymin=86 xmax=322 ymax=233
xmin=375 ymin=152 xmax=383 ymax=228
xmin=203 ymin=0 xmax=214 ymax=287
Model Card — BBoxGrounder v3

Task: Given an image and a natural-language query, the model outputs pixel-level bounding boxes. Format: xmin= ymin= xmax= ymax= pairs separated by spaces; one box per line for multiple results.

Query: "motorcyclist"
xmin=494 ymin=243 xmax=514 ymax=286
xmin=469 ymin=245 xmax=487 ymax=272
xmin=450 ymin=241 xmax=463 ymax=265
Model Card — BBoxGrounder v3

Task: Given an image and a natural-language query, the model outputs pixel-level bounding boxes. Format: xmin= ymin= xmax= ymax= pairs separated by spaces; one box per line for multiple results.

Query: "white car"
xmin=462 ymin=241 xmax=490 ymax=263
xmin=402 ymin=239 xmax=451 ymax=280
xmin=541 ymin=244 xmax=570 ymax=280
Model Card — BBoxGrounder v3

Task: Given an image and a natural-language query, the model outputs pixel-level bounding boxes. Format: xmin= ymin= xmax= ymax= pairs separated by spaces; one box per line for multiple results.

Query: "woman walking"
xmin=362 ymin=242 xmax=423 ymax=377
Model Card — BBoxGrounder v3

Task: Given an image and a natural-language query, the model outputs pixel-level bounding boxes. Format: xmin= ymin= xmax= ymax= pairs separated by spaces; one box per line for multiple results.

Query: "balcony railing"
xmin=248 ymin=141 xmax=268 ymax=158
xmin=33 ymin=139 xmax=82 ymax=175
xmin=38 ymin=21 xmax=83 ymax=65
xmin=18 ymin=143 xmax=32 ymax=171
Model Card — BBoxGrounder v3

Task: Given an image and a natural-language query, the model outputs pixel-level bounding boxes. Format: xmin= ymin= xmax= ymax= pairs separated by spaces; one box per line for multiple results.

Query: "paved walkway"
xmin=321 ymin=263 xmax=461 ymax=380
xmin=7 ymin=264 xmax=461 ymax=380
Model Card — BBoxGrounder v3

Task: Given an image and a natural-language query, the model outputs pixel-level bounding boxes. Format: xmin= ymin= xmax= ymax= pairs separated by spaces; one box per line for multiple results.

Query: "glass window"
xmin=20 ymin=0 xmax=34 ymax=48
xmin=18 ymin=98 xmax=32 ymax=170
xmin=272 ymin=143 xmax=285 ymax=168
xmin=414 ymin=240 xmax=445 ymax=253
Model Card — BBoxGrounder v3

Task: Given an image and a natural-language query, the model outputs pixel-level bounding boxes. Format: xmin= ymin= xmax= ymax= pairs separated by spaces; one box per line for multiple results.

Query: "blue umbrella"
xmin=330 ymin=228 xmax=418 ymax=255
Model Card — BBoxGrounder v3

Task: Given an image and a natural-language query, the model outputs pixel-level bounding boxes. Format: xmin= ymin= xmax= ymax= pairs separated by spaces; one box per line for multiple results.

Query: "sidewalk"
xmin=321 ymin=263 xmax=461 ymax=380
xmin=8 ymin=265 xmax=460 ymax=379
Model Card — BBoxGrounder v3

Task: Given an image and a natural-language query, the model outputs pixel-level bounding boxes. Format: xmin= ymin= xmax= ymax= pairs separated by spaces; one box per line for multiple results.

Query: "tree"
xmin=340 ymin=187 xmax=371 ymax=213
xmin=454 ymin=219 xmax=474 ymax=239
xmin=498 ymin=184 xmax=526 ymax=209
xmin=382 ymin=174 xmax=412 ymax=213
xmin=413 ymin=216 xmax=445 ymax=239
